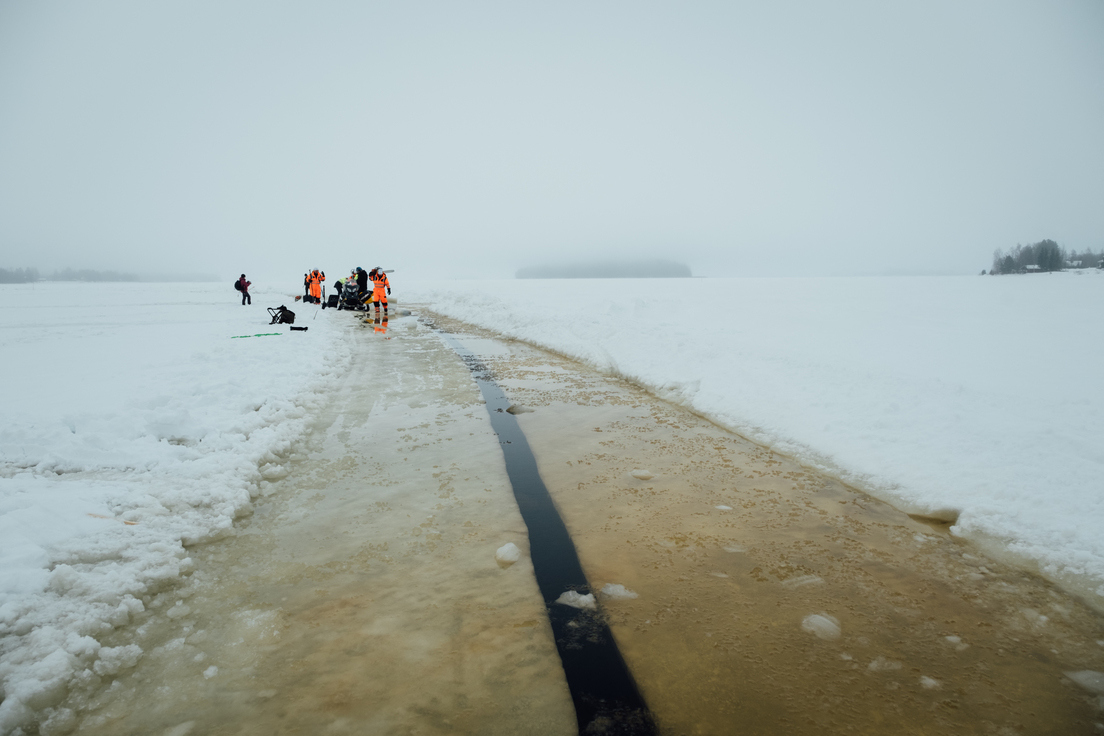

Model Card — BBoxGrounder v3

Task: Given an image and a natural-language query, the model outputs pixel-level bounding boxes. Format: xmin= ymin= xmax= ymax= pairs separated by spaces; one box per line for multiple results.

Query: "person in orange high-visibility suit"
xmin=369 ymin=267 xmax=389 ymax=315
xmin=309 ymin=269 xmax=325 ymax=303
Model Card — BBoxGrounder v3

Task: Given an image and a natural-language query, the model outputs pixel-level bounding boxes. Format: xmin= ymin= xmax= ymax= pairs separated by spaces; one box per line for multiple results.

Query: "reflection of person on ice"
xmin=369 ymin=267 xmax=390 ymax=315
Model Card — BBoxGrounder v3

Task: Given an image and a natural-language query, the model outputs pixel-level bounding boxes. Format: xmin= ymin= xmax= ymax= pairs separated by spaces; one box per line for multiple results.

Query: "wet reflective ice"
xmin=68 ymin=313 xmax=575 ymax=736
xmin=427 ymin=313 xmax=1104 ymax=735
xmin=59 ymin=310 xmax=1104 ymax=736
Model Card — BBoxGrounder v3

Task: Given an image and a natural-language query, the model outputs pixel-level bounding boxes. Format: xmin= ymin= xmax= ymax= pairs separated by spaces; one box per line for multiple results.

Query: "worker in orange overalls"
xmin=369 ymin=267 xmax=390 ymax=315
xmin=308 ymin=269 xmax=325 ymax=303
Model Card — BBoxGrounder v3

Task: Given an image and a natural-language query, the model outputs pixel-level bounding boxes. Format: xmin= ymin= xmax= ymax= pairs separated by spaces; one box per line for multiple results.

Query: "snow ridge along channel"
xmin=0 ymin=282 xmax=349 ymax=735
xmin=404 ymin=274 xmax=1104 ymax=610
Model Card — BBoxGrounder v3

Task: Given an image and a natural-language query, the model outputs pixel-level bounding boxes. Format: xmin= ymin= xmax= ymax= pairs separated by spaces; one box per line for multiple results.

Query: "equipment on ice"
xmin=268 ymin=306 xmax=296 ymax=325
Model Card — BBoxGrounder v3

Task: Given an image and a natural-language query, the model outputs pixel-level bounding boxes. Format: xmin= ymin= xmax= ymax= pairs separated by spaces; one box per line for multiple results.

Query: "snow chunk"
xmin=203 ymin=665 xmax=219 ymax=680
xmin=555 ymin=591 xmax=597 ymax=610
xmin=600 ymin=583 xmax=639 ymax=600
xmin=868 ymin=656 xmax=903 ymax=672
xmin=93 ymin=644 xmax=143 ymax=676
xmin=920 ymin=676 xmax=941 ymax=690
xmin=495 ymin=543 xmax=521 ymax=568
xmin=801 ymin=613 xmax=841 ymax=640
xmin=714 ymin=505 xmax=732 ymax=511
xmin=1066 ymin=670 xmax=1104 ymax=695
xmin=630 ymin=469 xmax=654 ymax=481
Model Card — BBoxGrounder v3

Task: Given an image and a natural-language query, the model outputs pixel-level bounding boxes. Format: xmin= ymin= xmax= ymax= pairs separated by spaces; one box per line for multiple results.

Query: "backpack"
xmin=233 ymin=280 xmax=242 ymax=291
xmin=267 ymin=306 xmax=296 ymax=325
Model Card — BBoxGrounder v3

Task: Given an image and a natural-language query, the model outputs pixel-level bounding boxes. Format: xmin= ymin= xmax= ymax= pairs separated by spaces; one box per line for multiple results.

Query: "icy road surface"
xmin=58 ymin=308 xmax=1104 ymax=736
xmin=66 ymin=311 xmax=575 ymax=736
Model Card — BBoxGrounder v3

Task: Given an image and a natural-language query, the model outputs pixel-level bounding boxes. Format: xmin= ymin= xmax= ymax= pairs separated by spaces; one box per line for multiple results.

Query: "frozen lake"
xmin=2 ymin=280 xmax=1104 ymax=734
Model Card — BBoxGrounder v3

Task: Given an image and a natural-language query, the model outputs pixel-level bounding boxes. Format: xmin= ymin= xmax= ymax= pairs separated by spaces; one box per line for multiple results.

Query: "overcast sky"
xmin=1 ymin=1 xmax=1102 ymax=281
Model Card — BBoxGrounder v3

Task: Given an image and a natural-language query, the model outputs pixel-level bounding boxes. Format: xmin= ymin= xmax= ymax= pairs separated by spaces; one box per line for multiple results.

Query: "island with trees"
xmin=988 ymin=239 xmax=1103 ymax=274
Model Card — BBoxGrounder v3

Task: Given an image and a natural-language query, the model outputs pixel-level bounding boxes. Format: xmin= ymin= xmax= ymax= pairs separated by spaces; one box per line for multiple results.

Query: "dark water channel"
xmin=442 ymin=333 xmax=656 ymax=735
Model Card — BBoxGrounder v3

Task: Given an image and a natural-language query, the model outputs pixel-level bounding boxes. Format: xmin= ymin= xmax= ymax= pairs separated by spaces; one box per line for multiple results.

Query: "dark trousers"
xmin=241 ymin=292 xmax=251 ymax=305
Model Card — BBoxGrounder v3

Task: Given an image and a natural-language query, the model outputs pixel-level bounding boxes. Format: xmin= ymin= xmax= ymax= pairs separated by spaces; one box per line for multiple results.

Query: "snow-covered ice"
xmin=405 ymin=273 xmax=1104 ymax=607
xmin=0 ymin=282 xmax=346 ymax=734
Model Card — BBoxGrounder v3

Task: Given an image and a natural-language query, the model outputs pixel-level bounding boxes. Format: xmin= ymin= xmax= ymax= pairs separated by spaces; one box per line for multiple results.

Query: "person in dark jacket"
xmin=356 ymin=267 xmax=368 ymax=297
xmin=238 ymin=274 xmax=251 ymax=305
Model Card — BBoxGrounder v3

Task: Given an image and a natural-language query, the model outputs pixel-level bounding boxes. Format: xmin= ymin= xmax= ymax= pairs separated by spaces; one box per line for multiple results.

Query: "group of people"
xmin=234 ymin=268 xmax=391 ymax=315
xmin=333 ymin=266 xmax=391 ymax=315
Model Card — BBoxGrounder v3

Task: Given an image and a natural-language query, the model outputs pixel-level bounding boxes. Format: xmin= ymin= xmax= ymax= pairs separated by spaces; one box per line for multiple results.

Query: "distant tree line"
xmin=0 ymin=267 xmax=40 ymax=283
xmin=989 ymin=239 xmax=1104 ymax=274
xmin=0 ymin=267 xmax=141 ymax=283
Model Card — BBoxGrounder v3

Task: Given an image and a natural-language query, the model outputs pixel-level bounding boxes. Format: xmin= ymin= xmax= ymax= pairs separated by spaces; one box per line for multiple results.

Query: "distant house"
xmin=1024 ymin=264 xmax=1041 ymax=272
xmin=1068 ymin=260 xmax=1082 ymax=268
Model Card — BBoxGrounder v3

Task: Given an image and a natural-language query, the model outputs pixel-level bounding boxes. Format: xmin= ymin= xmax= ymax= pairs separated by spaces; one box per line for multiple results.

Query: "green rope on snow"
xmin=230 ymin=332 xmax=283 ymax=338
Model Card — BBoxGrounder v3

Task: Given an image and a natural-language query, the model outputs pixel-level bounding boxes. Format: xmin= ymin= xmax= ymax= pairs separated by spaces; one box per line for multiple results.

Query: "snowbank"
xmin=404 ymin=273 xmax=1104 ymax=607
xmin=0 ymin=282 xmax=349 ymax=734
